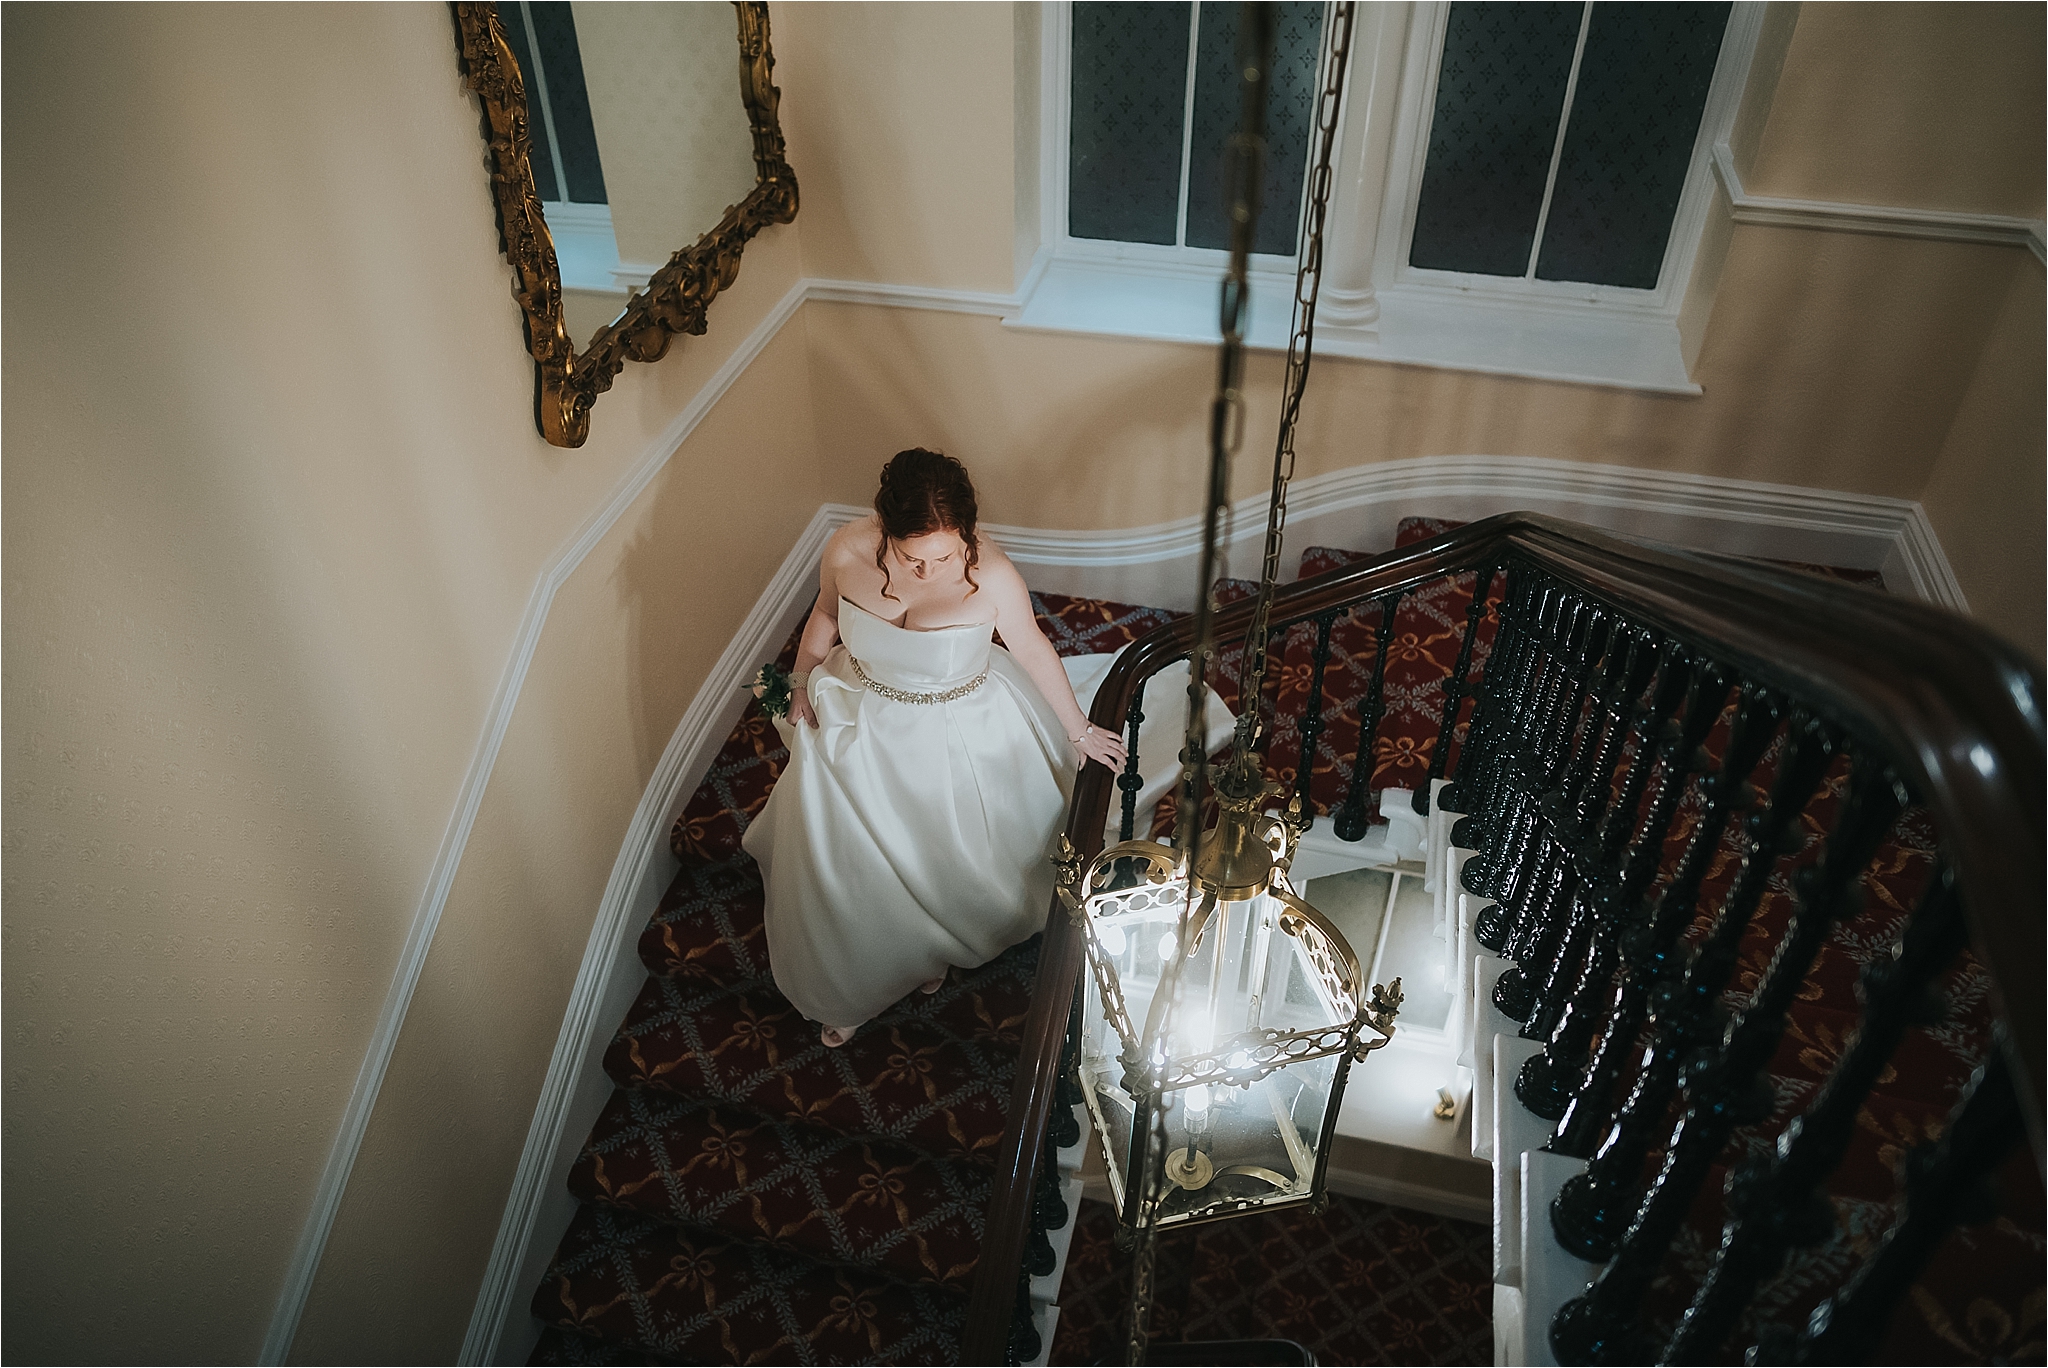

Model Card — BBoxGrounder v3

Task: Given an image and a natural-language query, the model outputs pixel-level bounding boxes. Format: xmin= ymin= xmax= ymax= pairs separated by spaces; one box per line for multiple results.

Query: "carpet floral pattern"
xmin=1049 ymin=1194 xmax=1495 ymax=1366
xmin=529 ymin=592 xmax=1173 ymax=1366
xmin=529 ymin=531 xmax=2039 ymax=1365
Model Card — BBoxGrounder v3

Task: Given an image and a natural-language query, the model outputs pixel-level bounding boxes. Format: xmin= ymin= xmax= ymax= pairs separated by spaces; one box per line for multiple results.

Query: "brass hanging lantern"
xmin=1058 ymin=773 xmax=1402 ymax=1229
xmin=1056 ymin=0 xmax=1400 ymax=1250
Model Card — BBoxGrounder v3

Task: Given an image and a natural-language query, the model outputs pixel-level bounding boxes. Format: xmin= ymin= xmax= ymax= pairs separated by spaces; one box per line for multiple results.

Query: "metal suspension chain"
xmin=1127 ymin=8 xmax=1277 ymax=1364
xmin=1235 ymin=1 xmax=1357 ymax=722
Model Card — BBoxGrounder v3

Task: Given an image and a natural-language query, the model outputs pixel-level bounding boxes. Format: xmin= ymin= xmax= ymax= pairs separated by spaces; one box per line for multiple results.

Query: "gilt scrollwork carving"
xmin=450 ymin=1 xmax=799 ymax=448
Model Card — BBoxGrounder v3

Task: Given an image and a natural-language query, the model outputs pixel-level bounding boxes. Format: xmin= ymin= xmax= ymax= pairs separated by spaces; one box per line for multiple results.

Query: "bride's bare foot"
xmin=918 ymin=975 xmax=945 ymax=995
xmin=821 ymin=1024 xmax=858 ymax=1048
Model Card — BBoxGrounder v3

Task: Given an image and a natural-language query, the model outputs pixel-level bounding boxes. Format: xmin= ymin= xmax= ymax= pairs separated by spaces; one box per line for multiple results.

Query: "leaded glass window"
xmin=1069 ymin=1 xmax=1325 ymax=256
xmin=1409 ymin=1 xmax=1731 ymax=290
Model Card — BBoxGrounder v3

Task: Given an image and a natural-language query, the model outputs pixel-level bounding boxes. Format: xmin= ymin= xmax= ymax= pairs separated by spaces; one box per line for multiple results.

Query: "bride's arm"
xmin=984 ymin=552 xmax=1129 ymax=772
xmin=787 ymin=540 xmax=848 ymax=729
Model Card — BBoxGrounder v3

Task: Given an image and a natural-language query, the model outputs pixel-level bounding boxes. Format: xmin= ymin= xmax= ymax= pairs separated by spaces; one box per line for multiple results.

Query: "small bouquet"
xmin=749 ymin=662 xmax=796 ymax=720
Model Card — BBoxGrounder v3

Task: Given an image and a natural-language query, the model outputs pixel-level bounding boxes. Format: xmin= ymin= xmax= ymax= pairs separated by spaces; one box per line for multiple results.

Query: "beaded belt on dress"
xmin=852 ymin=655 xmax=988 ymax=704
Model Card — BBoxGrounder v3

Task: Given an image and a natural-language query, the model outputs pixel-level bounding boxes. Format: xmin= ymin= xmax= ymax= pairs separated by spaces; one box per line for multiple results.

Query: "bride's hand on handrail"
xmin=1070 ymin=723 xmax=1127 ymax=772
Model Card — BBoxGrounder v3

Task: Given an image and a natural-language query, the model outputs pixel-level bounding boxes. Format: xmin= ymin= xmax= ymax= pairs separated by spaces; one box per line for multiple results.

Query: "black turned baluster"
xmin=1294 ymin=610 xmax=1339 ymax=831
xmin=1488 ymin=595 xmax=1595 ymax=914
xmin=1513 ymin=629 xmax=1666 ymax=1036
xmin=1481 ymin=643 xmax=1686 ymax=958
xmin=1492 ymin=843 xmax=1577 ymax=1021
xmin=1116 ymin=675 xmax=1150 ymax=842
xmin=1490 ymin=612 xmax=1626 ymax=1030
xmin=1418 ymin=563 xmax=1498 ymax=816
xmin=1571 ymin=632 xmax=1662 ymax=841
xmin=1550 ymin=708 xmax=1831 ymax=1272
xmin=1455 ymin=574 xmax=1549 ymax=888
xmin=1670 ymin=864 xmax=1967 ymax=1364
xmin=1334 ymin=591 xmax=1406 ymax=840
xmin=1553 ymin=724 xmax=1893 ymax=1367
xmin=1011 ymin=985 xmax=1090 ymax=1363
xmin=1785 ymin=1048 xmax=2028 ymax=1365
xmin=1467 ymin=587 xmax=1578 ymax=964
xmin=1516 ymin=662 xmax=1733 ymax=1109
xmin=1447 ymin=569 xmax=1536 ymax=828
xmin=1550 ymin=682 xmax=1783 ymax=1157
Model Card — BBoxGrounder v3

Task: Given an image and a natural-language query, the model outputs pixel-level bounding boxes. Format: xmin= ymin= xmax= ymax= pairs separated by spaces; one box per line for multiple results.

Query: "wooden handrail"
xmin=959 ymin=511 xmax=2044 ymax=1363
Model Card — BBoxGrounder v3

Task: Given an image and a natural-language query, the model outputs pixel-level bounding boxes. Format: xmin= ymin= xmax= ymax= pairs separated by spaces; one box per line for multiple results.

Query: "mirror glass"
xmin=495 ymin=2 xmax=761 ymax=348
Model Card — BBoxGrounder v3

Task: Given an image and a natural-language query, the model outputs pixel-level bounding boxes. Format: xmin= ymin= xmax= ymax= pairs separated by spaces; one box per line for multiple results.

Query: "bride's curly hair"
xmin=875 ymin=448 xmax=981 ymax=601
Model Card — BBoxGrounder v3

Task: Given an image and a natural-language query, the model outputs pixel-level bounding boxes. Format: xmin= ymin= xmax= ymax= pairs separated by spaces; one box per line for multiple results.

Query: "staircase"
xmin=525 ymin=515 xmax=2043 ymax=1365
xmin=525 ymin=593 xmax=1175 ymax=1365
xmin=967 ymin=513 xmax=2045 ymax=1365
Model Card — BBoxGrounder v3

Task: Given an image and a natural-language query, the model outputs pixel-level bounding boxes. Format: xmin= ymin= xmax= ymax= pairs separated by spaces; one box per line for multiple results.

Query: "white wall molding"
xmin=258 ymin=276 xmax=811 ymax=1366
xmin=984 ymin=454 xmax=1966 ymax=614
xmin=460 ymin=503 xmax=856 ymax=1366
xmin=1712 ymin=143 xmax=2047 ymax=264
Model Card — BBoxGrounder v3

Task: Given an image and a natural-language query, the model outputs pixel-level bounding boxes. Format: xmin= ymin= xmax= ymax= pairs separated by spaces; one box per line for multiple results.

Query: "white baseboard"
xmin=986 ymin=454 xmax=1964 ymax=614
xmin=459 ymin=504 xmax=854 ymax=1366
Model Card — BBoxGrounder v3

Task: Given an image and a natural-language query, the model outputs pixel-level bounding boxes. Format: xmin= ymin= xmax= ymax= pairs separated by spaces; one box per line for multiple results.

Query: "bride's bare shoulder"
xmin=824 ymin=514 xmax=882 ymax=567
xmin=975 ymin=538 xmax=1026 ymax=591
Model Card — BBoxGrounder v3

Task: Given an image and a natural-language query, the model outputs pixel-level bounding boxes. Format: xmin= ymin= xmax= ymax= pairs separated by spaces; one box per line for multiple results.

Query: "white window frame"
xmin=1010 ymin=1 xmax=1766 ymax=394
xmin=1045 ymin=0 xmax=1325 ymax=278
xmin=1376 ymin=1 xmax=1756 ymax=318
xmin=1011 ymin=0 xmax=1321 ymax=350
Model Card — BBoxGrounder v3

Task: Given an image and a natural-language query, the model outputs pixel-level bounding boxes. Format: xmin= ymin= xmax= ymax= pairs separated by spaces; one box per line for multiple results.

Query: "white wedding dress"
xmin=742 ymin=597 xmax=1232 ymax=1030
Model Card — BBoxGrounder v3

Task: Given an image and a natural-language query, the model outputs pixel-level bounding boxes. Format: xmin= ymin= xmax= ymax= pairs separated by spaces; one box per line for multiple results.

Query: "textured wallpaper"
xmin=575 ymin=2 xmax=762 ymax=270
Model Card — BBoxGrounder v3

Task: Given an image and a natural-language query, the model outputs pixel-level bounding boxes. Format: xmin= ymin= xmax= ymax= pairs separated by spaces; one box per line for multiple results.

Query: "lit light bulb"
xmin=1185 ymin=1084 xmax=1210 ymax=1115
xmin=1100 ymin=924 xmax=1126 ymax=956
xmin=1227 ymin=1050 xmax=1252 ymax=1072
xmin=1157 ymin=931 xmax=1178 ymax=962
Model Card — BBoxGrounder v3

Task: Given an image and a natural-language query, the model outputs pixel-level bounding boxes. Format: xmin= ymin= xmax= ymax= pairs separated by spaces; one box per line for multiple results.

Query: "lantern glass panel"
xmin=1075 ymin=858 xmax=1357 ymax=1229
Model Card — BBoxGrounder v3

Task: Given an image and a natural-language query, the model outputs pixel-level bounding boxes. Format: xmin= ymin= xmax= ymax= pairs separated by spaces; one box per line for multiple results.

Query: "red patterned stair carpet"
xmin=529 ymin=523 xmax=2038 ymax=1364
xmin=527 ymin=593 xmax=1177 ymax=1366
xmin=1048 ymin=1194 xmax=1494 ymax=1366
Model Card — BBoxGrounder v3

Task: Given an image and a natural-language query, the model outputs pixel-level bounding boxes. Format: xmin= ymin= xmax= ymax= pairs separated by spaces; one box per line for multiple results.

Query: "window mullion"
xmin=517 ymin=1 xmax=569 ymax=203
xmin=1173 ymin=3 xmax=1202 ymax=249
xmin=1524 ymin=1 xmax=1593 ymax=279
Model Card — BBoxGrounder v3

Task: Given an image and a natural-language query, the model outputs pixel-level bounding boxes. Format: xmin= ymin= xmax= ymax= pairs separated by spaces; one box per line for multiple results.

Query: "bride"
xmin=743 ymin=449 xmax=1228 ymax=1046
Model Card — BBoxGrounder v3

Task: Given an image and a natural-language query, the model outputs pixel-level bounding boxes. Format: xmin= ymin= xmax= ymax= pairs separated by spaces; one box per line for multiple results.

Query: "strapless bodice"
xmin=838 ymin=597 xmax=995 ymax=693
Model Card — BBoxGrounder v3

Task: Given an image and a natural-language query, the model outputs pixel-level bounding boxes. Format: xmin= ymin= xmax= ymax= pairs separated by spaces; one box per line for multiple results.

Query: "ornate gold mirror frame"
xmin=450 ymin=2 xmax=799 ymax=447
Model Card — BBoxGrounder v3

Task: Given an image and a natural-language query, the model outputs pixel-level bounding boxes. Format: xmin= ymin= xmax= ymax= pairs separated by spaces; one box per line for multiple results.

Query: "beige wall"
xmin=3 ymin=2 xmax=2040 ymax=1364
xmin=2 ymin=3 xmax=811 ymax=1361
xmin=1749 ymin=2 xmax=2046 ymax=218
xmin=774 ymin=1 xmax=1019 ymax=292
xmin=290 ymin=319 xmax=823 ymax=1362
xmin=1920 ymin=260 xmax=2048 ymax=665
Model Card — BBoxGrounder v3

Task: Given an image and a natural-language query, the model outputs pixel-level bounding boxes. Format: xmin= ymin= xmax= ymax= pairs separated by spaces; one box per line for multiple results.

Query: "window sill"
xmin=1005 ymin=254 xmax=1701 ymax=396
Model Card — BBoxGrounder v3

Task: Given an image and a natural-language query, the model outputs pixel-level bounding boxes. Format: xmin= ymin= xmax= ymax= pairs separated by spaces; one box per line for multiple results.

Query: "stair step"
xmin=532 ymin=1204 xmax=965 ymax=1364
xmin=669 ymin=709 xmax=788 ymax=868
xmin=637 ymin=855 xmax=768 ymax=984
xmin=603 ymin=941 xmax=1036 ymax=1166
xmin=570 ymin=1088 xmax=991 ymax=1289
